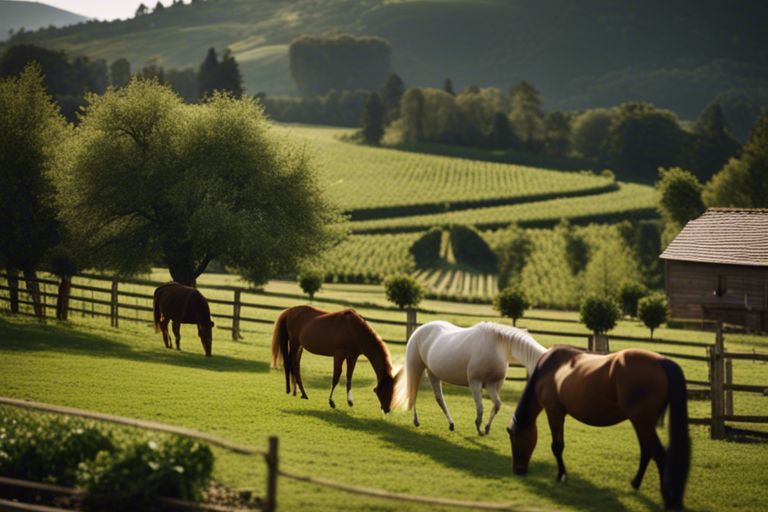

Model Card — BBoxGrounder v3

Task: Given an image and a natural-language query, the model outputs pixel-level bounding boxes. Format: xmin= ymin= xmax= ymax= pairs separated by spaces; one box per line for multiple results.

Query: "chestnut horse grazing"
xmin=507 ymin=345 xmax=690 ymax=510
xmin=153 ymin=282 xmax=214 ymax=357
xmin=393 ymin=321 xmax=547 ymax=435
xmin=270 ymin=305 xmax=397 ymax=412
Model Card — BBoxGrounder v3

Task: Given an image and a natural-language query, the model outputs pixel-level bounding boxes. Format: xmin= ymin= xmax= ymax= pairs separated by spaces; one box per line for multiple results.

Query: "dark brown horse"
xmin=270 ymin=305 xmax=397 ymax=412
xmin=153 ymin=282 xmax=214 ymax=357
xmin=507 ymin=346 xmax=690 ymax=510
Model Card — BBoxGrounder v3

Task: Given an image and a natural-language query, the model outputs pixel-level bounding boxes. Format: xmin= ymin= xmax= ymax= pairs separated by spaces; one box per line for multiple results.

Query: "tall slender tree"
xmin=361 ymin=92 xmax=385 ymax=146
xmin=197 ymin=47 xmax=219 ymax=99
xmin=218 ymin=49 xmax=243 ymax=97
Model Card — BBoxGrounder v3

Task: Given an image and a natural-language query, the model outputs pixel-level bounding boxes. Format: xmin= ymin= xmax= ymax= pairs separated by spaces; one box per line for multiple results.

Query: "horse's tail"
xmin=392 ymin=329 xmax=426 ymax=411
xmin=271 ymin=310 xmax=289 ymax=369
xmin=659 ymin=358 xmax=691 ymax=510
xmin=153 ymin=289 xmax=162 ymax=333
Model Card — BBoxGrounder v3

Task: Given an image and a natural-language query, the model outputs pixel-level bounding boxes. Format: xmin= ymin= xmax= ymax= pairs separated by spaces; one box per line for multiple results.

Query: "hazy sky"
xmin=15 ymin=0 xmax=177 ymax=21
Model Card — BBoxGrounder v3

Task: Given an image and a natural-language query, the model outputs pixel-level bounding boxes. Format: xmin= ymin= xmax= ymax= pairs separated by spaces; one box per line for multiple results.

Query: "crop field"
xmin=1 ymin=277 xmax=767 ymax=511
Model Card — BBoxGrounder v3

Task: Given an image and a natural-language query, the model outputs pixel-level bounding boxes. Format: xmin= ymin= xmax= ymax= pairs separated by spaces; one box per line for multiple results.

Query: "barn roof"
xmin=660 ymin=208 xmax=768 ymax=267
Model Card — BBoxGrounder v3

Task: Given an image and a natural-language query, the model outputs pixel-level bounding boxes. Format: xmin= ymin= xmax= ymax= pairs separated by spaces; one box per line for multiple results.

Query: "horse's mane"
xmin=348 ymin=310 xmax=393 ymax=375
xmin=512 ymin=366 xmax=541 ymax=428
xmin=477 ymin=322 xmax=547 ymax=374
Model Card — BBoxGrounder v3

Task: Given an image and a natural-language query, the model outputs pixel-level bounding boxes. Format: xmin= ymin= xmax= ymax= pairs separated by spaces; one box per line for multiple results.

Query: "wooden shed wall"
xmin=665 ymin=260 xmax=768 ymax=331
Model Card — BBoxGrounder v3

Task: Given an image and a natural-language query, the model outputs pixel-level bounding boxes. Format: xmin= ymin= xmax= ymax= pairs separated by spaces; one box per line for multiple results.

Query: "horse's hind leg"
xmin=483 ymin=380 xmax=503 ymax=435
xmin=172 ymin=321 xmax=181 ymax=350
xmin=469 ymin=379 xmax=484 ymax=435
xmin=160 ymin=317 xmax=172 ymax=349
xmin=345 ymin=354 xmax=358 ymax=406
xmin=630 ymin=420 xmax=665 ymax=491
xmin=293 ymin=347 xmax=309 ymax=399
xmin=328 ymin=350 xmax=344 ymax=408
xmin=428 ymin=370 xmax=455 ymax=431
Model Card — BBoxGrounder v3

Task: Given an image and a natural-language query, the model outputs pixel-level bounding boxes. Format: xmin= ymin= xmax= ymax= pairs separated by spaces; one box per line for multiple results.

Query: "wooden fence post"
xmin=56 ymin=277 xmax=71 ymax=321
xmin=110 ymin=279 xmax=119 ymax=328
xmin=406 ymin=308 xmax=417 ymax=342
xmin=232 ymin=289 xmax=242 ymax=341
xmin=7 ymin=271 xmax=19 ymax=313
xmin=709 ymin=323 xmax=726 ymax=439
xmin=725 ymin=358 xmax=733 ymax=417
xmin=264 ymin=436 xmax=279 ymax=512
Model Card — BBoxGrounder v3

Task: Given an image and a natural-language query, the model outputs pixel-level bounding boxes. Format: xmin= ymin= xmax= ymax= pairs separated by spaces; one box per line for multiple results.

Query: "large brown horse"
xmin=507 ymin=345 xmax=690 ymax=510
xmin=153 ymin=282 xmax=214 ymax=357
xmin=270 ymin=305 xmax=397 ymax=412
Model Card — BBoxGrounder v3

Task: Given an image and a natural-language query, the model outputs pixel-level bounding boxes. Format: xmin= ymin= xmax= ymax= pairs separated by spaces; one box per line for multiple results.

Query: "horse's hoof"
xmin=631 ymin=479 xmax=641 ymax=490
xmin=329 ymin=400 xmax=336 ymax=408
xmin=414 ymin=420 xmax=420 ymax=427
xmin=557 ymin=474 xmax=567 ymax=483
xmin=449 ymin=423 xmax=455 ymax=431
xmin=484 ymin=425 xmax=491 ymax=435
xmin=347 ymin=400 xmax=353 ymax=407
xmin=301 ymin=395 xmax=308 ymax=400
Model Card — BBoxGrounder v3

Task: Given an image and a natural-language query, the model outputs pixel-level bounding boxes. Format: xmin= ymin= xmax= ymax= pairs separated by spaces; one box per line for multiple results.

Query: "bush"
xmin=619 ymin=281 xmax=648 ymax=317
xmin=493 ymin=287 xmax=529 ymax=326
xmin=78 ymin=436 xmax=214 ymax=512
xmin=580 ymin=296 xmax=620 ymax=334
xmin=298 ymin=270 xmax=324 ymax=301
xmin=637 ymin=292 xmax=669 ymax=339
xmin=384 ymin=274 xmax=424 ymax=309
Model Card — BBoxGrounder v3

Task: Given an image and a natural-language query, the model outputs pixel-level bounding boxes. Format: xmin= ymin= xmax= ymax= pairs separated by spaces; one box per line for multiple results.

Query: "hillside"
xmin=0 ymin=1 xmax=87 ymax=40
xmin=2 ymin=0 xmax=767 ymax=118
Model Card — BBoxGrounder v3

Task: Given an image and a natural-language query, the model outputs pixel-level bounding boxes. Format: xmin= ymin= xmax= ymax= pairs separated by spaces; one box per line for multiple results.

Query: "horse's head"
xmin=507 ymin=416 xmax=537 ymax=476
xmin=374 ymin=375 xmax=394 ymax=413
xmin=197 ymin=321 xmax=215 ymax=357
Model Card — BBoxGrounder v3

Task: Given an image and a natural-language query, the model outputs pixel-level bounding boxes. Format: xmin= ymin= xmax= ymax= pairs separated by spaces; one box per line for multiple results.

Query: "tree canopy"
xmin=56 ymin=79 xmax=341 ymax=286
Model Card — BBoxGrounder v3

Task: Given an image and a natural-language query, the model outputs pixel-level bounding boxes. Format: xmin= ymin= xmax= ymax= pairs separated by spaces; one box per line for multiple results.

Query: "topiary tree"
xmin=298 ymin=270 xmax=324 ymax=302
xmin=637 ymin=293 xmax=669 ymax=339
xmin=493 ymin=287 xmax=529 ymax=326
xmin=580 ymin=296 xmax=620 ymax=335
xmin=619 ymin=281 xmax=648 ymax=318
xmin=384 ymin=274 xmax=424 ymax=310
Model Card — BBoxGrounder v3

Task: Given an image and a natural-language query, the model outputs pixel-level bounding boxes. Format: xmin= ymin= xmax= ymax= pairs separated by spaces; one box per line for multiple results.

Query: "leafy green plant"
xmin=298 ymin=270 xmax=324 ymax=301
xmin=619 ymin=281 xmax=648 ymax=317
xmin=493 ymin=287 xmax=529 ymax=326
xmin=384 ymin=274 xmax=424 ymax=310
xmin=580 ymin=296 xmax=620 ymax=335
xmin=638 ymin=293 xmax=669 ymax=339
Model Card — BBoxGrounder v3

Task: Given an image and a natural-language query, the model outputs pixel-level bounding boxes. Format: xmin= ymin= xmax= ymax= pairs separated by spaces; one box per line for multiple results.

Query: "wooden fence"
xmin=1 ymin=272 xmax=766 ymax=440
xmin=0 ymin=397 xmax=541 ymax=512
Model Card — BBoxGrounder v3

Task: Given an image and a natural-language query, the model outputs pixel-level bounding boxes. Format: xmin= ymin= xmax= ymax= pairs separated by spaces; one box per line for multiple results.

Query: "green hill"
xmin=0 ymin=1 xmax=87 ymax=40
xmin=3 ymin=0 xmax=767 ymax=118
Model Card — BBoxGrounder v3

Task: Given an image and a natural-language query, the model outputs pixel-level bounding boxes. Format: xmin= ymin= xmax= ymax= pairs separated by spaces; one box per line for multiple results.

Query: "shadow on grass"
xmin=0 ymin=316 xmax=268 ymax=374
xmin=288 ymin=409 xmax=646 ymax=512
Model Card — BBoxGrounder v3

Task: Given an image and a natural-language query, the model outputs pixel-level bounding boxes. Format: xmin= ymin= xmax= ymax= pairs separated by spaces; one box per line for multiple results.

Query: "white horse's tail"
xmin=392 ymin=333 xmax=426 ymax=411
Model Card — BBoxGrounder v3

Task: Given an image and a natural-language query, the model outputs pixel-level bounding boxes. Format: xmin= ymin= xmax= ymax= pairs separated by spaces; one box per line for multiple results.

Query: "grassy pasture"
xmin=2 ymin=277 xmax=767 ymax=511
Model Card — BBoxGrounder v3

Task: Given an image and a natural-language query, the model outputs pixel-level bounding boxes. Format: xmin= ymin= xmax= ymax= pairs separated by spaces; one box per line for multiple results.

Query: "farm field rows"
xmin=1 ymin=278 xmax=767 ymax=511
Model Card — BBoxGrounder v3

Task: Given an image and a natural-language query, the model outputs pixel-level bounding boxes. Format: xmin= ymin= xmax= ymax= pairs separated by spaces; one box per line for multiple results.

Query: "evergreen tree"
xmin=196 ymin=47 xmax=219 ymax=99
xmin=135 ymin=3 xmax=148 ymax=16
xmin=110 ymin=58 xmax=131 ymax=88
xmin=218 ymin=49 xmax=243 ymax=97
xmin=544 ymin=111 xmax=571 ymax=156
xmin=688 ymin=102 xmax=741 ymax=181
xmin=380 ymin=73 xmax=405 ymax=122
xmin=443 ymin=78 xmax=454 ymax=96
xmin=488 ymin=112 xmax=512 ymax=149
xmin=509 ymin=80 xmax=544 ymax=150
xmin=361 ymin=92 xmax=385 ymax=146
xmin=400 ymin=88 xmax=425 ymax=143
xmin=154 ymin=1 xmax=165 ymax=13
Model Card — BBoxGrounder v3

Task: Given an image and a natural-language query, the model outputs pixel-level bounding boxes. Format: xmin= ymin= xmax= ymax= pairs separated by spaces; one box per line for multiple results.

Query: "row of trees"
xmin=0 ymin=44 xmax=244 ymax=121
xmin=0 ymin=66 xmax=340 ymax=317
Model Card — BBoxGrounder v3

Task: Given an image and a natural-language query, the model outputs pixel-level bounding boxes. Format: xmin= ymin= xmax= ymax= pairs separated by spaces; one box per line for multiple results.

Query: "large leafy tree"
xmin=0 ymin=64 xmax=68 ymax=314
xmin=56 ymin=79 xmax=341 ymax=286
xmin=703 ymin=112 xmax=768 ymax=208
xmin=509 ymin=80 xmax=544 ymax=150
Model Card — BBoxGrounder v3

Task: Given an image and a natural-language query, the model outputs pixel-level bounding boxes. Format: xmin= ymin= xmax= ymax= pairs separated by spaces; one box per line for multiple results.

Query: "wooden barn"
xmin=660 ymin=208 xmax=768 ymax=332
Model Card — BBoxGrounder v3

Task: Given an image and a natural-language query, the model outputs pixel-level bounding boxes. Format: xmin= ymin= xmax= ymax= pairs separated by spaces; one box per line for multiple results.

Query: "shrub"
xmin=493 ymin=287 xmax=529 ymax=326
xmin=637 ymin=292 xmax=669 ymax=339
xmin=78 ymin=436 xmax=214 ymax=512
xmin=384 ymin=274 xmax=424 ymax=309
xmin=580 ymin=296 xmax=620 ymax=334
xmin=0 ymin=411 xmax=114 ymax=486
xmin=298 ymin=270 xmax=324 ymax=301
xmin=619 ymin=281 xmax=648 ymax=317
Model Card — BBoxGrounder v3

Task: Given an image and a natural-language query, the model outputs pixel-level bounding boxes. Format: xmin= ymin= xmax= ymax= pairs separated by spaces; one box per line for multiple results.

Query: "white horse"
xmin=393 ymin=321 xmax=547 ymax=435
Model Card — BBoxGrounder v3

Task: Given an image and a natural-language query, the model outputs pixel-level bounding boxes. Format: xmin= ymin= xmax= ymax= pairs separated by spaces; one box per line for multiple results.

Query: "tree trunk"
xmin=23 ymin=269 xmax=44 ymax=319
xmin=56 ymin=277 xmax=72 ymax=321
xmin=7 ymin=271 xmax=19 ymax=313
xmin=168 ymin=261 xmax=197 ymax=287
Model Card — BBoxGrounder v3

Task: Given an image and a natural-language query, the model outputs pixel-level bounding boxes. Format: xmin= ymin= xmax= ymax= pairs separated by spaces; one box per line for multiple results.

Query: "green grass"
xmin=2 ymin=280 xmax=767 ymax=511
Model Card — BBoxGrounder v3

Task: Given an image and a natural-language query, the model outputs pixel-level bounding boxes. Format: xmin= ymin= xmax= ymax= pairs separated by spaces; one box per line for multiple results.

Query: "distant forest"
xmin=1 ymin=0 xmax=766 ymax=119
